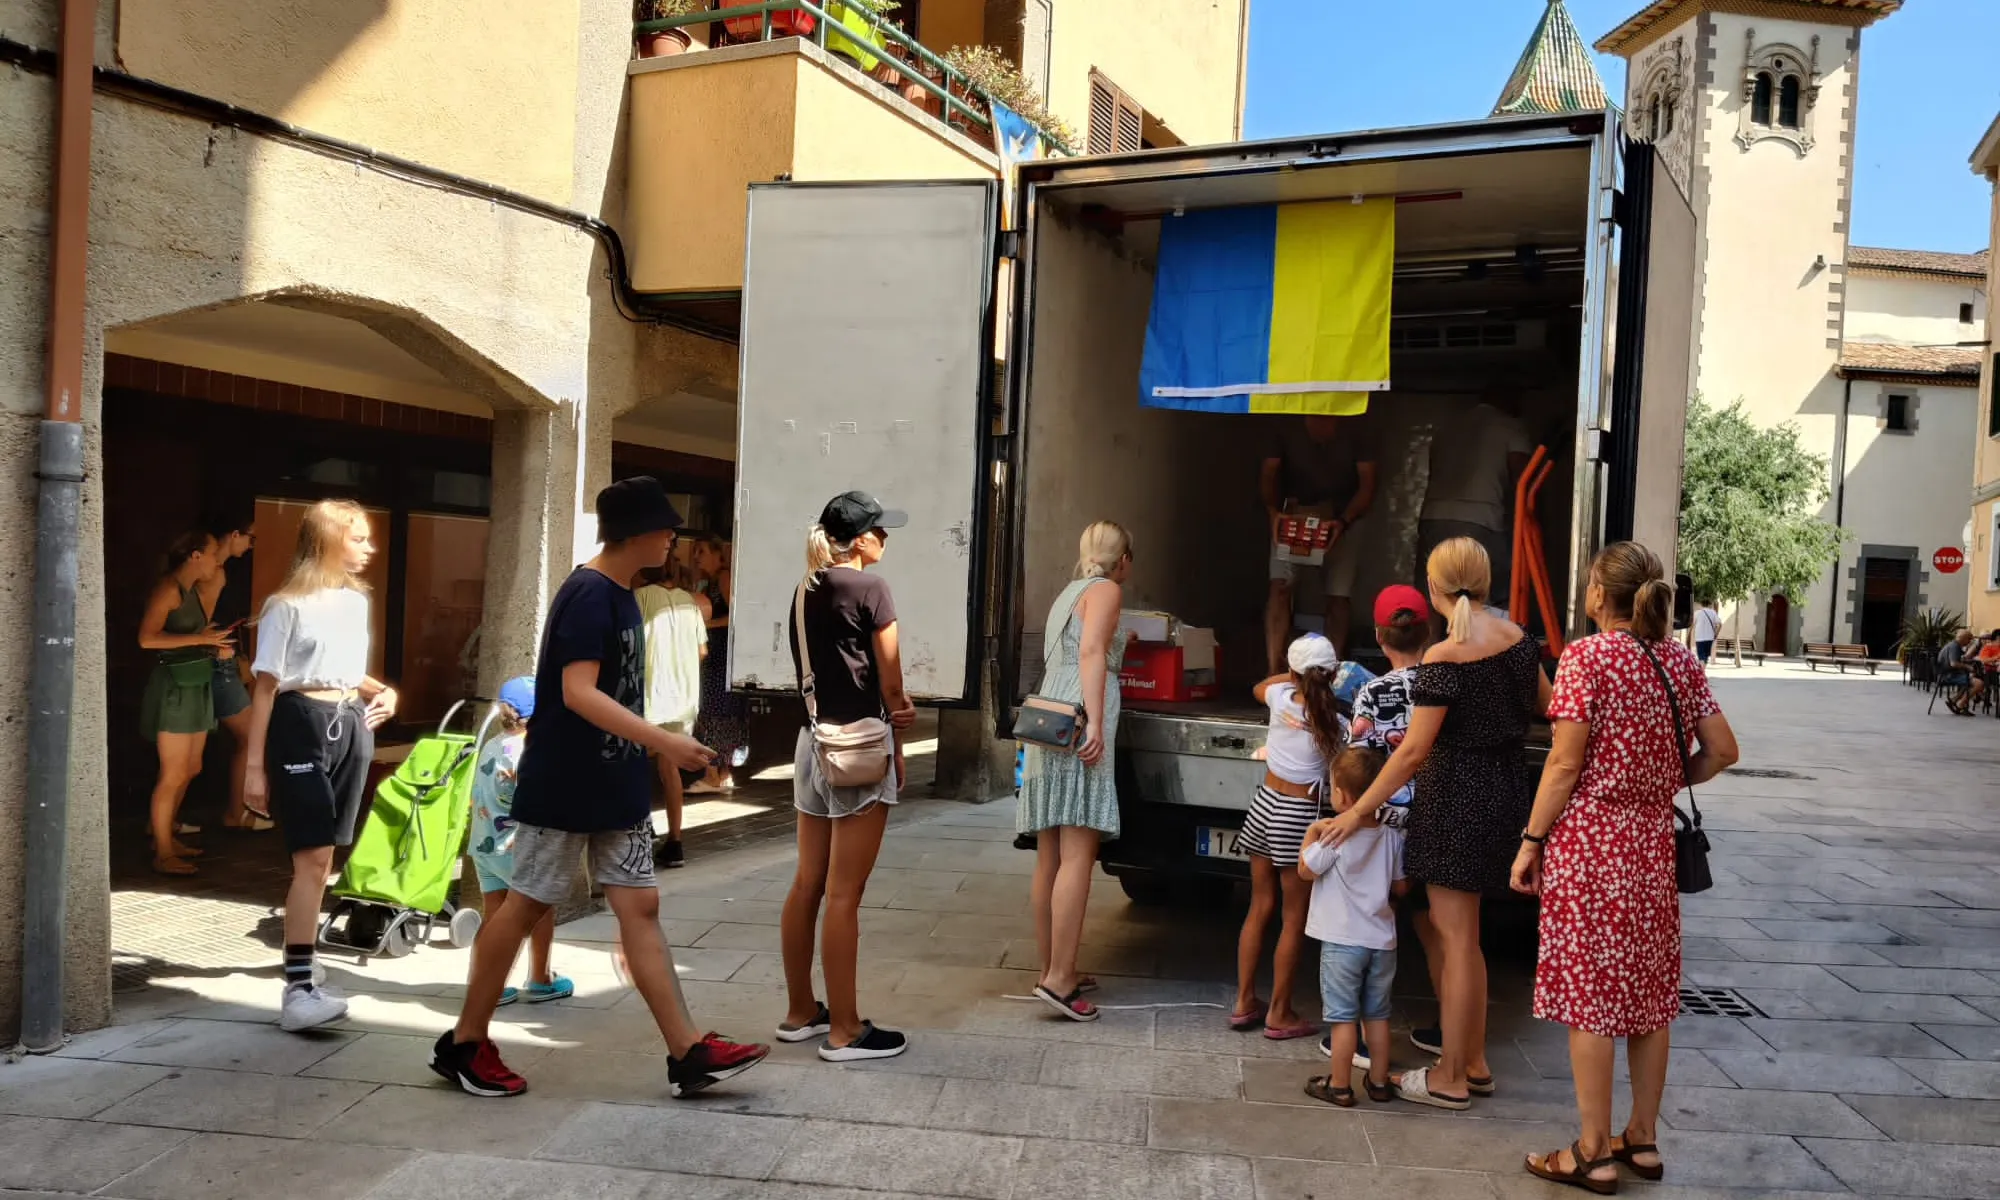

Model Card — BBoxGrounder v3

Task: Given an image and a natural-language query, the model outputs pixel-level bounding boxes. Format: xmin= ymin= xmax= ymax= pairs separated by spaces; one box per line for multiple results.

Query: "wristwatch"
xmin=1520 ymin=828 xmax=1547 ymax=845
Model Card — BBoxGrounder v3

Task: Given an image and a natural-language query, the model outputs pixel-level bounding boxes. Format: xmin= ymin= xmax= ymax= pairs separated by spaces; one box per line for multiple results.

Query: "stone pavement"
xmin=5 ymin=664 xmax=1999 ymax=1199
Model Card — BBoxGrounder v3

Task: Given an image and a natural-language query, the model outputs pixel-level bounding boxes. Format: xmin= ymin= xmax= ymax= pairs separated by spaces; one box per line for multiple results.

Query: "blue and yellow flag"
xmin=1139 ymin=198 xmax=1394 ymax=415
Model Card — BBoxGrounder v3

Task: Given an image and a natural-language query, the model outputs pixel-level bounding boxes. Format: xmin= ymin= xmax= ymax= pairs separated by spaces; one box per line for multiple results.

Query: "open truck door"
xmin=1604 ymin=140 xmax=1698 ymax=578
xmin=729 ymin=181 xmax=1001 ymax=703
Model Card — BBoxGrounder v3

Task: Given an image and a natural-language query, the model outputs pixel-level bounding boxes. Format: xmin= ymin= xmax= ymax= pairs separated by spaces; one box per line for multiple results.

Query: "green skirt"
xmin=140 ymin=662 xmax=215 ymax=739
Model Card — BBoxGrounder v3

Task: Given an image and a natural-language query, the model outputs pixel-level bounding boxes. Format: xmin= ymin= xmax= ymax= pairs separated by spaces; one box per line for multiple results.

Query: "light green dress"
xmin=139 ymin=584 xmax=216 ymax=739
xmin=1017 ymin=578 xmax=1126 ymax=837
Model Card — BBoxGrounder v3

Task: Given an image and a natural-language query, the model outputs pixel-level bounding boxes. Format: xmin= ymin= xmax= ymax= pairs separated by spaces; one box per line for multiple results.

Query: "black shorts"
xmin=268 ymin=692 xmax=374 ymax=853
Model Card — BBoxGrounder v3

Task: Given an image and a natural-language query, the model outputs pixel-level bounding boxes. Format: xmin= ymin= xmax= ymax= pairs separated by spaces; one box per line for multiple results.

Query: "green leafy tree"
xmin=1678 ymin=397 xmax=1847 ymax=660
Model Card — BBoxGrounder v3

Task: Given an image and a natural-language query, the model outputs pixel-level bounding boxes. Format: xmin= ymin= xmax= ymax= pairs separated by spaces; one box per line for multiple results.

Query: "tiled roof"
xmin=1837 ymin=342 xmax=1984 ymax=383
xmin=1596 ymin=1 xmax=1902 ymax=56
xmin=1493 ymin=1 xmax=1610 ymax=118
xmin=1847 ymin=246 xmax=1989 ymax=280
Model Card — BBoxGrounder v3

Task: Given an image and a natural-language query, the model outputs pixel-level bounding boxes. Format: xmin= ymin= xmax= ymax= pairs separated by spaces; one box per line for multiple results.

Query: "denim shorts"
xmin=1320 ymin=941 xmax=1396 ymax=1023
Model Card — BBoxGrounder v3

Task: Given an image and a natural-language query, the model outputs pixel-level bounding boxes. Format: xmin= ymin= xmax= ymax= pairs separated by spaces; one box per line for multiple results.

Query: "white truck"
xmin=724 ymin=110 xmax=1694 ymax=902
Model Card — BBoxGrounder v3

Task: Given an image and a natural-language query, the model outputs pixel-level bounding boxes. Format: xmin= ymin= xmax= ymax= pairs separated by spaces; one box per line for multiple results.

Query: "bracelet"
xmin=1520 ymin=829 xmax=1548 ymax=845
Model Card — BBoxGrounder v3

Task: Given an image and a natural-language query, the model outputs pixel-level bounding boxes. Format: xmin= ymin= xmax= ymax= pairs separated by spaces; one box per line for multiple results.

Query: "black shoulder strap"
xmin=1626 ymin=632 xmax=1701 ymax=831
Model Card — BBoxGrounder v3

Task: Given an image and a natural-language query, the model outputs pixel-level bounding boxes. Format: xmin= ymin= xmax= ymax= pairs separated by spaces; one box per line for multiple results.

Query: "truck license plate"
xmin=1195 ymin=826 xmax=1249 ymax=861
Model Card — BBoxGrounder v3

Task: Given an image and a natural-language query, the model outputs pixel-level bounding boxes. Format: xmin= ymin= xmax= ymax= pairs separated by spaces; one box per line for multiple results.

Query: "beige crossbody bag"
xmin=794 ymin=578 xmax=893 ymax=788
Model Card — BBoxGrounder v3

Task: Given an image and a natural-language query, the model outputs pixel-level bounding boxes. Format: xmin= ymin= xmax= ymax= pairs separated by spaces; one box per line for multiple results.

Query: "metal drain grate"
xmin=1679 ymin=985 xmax=1764 ymax=1019
xmin=1723 ymin=768 xmax=1814 ymax=781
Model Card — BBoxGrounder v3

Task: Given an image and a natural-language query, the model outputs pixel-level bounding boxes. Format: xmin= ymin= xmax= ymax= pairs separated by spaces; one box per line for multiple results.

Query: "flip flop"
xmin=1303 ymin=1075 xmax=1354 ymax=1107
xmin=1263 ymin=1020 xmax=1320 ymax=1041
xmin=1468 ymin=1073 xmax=1497 ymax=1096
xmin=1611 ymin=1136 xmax=1663 ymax=1181
xmin=1228 ymin=999 xmax=1266 ymax=1031
xmin=1033 ymin=983 xmax=1100 ymax=1022
xmin=151 ymin=857 xmax=198 ymax=877
xmin=1077 ymin=975 xmax=1100 ymax=994
xmin=1394 ymin=1065 xmax=1471 ymax=1110
xmin=1525 ymin=1141 xmax=1620 ymax=1195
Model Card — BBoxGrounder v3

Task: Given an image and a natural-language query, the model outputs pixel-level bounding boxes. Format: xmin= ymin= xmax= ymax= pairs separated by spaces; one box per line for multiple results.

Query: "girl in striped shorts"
xmin=1231 ymin=634 xmax=1351 ymax=1040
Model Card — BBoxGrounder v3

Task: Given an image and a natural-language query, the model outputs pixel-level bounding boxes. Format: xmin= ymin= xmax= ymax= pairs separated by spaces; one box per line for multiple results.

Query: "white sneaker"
xmin=279 ymin=983 xmax=349 ymax=1032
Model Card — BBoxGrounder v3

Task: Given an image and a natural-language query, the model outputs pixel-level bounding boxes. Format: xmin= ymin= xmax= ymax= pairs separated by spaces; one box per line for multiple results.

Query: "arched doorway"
xmin=1765 ymin=593 xmax=1790 ymax=655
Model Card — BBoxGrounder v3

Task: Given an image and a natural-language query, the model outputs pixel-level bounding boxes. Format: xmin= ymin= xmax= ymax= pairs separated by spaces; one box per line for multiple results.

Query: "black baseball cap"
xmin=819 ymin=491 xmax=908 ymax=541
xmin=596 ymin=476 xmax=683 ymax=543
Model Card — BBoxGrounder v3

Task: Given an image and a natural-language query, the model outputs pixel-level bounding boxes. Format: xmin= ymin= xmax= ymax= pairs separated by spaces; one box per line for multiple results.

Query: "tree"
xmin=1678 ymin=397 xmax=1847 ymax=662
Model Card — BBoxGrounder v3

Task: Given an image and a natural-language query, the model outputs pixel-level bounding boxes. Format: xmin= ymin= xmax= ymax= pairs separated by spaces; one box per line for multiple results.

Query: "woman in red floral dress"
xmin=1510 ymin=542 xmax=1739 ymax=1194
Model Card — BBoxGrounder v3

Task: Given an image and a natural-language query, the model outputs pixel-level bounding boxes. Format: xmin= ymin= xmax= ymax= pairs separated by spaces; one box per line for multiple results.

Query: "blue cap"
xmin=498 ymin=676 xmax=536 ymax=720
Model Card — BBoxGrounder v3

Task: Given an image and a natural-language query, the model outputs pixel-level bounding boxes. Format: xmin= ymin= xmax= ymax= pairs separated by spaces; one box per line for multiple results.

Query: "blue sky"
xmin=1243 ymin=0 xmax=1999 ymax=253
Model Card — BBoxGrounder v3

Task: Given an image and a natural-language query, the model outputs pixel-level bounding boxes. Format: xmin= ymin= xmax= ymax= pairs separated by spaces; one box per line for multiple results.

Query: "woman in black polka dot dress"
xmin=1325 ymin=537 xmax=1550 ymax=1111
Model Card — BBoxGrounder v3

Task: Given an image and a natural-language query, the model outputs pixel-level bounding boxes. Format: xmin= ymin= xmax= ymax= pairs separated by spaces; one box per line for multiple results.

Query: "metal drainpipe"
xmin=20 ymin=0 xmax=94 ymax=1053
xmin=1828 ymin=376 xmax=1852 ymax=644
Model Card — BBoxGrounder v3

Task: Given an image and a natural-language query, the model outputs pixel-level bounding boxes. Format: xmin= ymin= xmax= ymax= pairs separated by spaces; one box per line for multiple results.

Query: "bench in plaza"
xmin=1804 ymin=642 xmax=1877 ymax=674
xmin=1710 ymin=637 xmax=1767 ymax=666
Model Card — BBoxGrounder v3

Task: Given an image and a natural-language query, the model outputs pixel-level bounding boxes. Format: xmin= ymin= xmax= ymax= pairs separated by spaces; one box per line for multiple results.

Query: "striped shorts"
xmin=1234 ymin=785 xmax=1327 ymax=867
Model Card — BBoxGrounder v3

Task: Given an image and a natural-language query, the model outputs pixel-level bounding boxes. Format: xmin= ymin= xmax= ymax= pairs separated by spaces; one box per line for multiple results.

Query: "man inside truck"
xmin=1416 ymin=388 xmax=1532 ymax=623
xmin=1261 ymin=414 xmax=1379 ymax=667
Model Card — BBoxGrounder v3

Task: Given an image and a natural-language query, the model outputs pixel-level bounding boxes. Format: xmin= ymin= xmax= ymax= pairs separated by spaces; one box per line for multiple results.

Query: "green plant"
xmin=942 ymin=45 xmax=1077 ymax=152
xmin=636 ymin=0 xmax=706 ymax=20
xmin=1896 ymin=606 xmax=1964 ymax=663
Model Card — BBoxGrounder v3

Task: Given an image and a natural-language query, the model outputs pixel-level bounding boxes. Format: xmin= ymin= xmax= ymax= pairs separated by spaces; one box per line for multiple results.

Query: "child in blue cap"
xmin=469 ymin=676 xmax=572 ymax=1005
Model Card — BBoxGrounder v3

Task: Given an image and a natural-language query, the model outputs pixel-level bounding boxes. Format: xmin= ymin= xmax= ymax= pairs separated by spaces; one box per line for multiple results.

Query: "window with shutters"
xmin=1087 ymin=70 xmax=1154 ymax=155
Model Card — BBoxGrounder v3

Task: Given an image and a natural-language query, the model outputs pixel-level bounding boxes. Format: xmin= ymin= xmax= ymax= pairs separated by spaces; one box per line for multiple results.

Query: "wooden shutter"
xmin=1087 ymin=70 xmax=1146 ymax=154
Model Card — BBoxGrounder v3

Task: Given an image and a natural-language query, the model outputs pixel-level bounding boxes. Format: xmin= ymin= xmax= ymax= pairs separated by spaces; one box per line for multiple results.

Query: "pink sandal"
xmin=1228 ymin=999 xmax=1267 ymax=1031
xmin=1263 ymin=1020 xmax=1320 ymax=1041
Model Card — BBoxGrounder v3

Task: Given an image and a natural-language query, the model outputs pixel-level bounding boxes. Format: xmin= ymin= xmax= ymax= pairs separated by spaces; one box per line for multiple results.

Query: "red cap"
xmin=1374 ymin=584 xmax=1432 ymax=626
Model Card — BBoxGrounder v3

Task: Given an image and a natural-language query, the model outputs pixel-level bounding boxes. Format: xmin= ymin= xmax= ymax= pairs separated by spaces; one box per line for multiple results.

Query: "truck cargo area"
xmin=1015 ymin=141 xmax=1594 ymax=702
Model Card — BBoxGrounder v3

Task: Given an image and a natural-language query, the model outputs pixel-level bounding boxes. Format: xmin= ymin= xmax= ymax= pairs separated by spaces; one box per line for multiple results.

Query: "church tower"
xmin=1596 ymin=0 xmax=1904 ymax=642
xmin=1493 ymin=0 xmax=1610 ymax=118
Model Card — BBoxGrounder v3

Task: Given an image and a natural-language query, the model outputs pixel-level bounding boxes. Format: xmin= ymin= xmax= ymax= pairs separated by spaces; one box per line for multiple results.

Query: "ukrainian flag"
xmin=1139 ymin=198 xmax=1394 ymax=415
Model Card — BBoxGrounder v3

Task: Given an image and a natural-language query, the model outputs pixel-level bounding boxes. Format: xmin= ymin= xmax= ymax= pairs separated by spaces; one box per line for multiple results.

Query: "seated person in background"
xmin=1939 ymin=630 xmax=1984 ymax=715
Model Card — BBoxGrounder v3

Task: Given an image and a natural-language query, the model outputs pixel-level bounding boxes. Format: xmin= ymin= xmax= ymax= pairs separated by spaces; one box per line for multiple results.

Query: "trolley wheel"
xmin=380 ymin=918 xmax=419 ymax=958
xmin=448 ymin=906 xmax=482 ymax=948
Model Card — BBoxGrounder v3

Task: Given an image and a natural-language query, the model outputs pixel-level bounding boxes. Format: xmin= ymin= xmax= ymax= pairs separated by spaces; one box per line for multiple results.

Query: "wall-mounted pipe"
xmin=19 ymin=0 xmax=93 ymax=1054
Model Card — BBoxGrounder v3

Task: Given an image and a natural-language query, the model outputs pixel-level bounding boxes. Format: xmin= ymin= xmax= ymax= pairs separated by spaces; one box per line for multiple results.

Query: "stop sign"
xmin=1934 ymin=547 xmax=1966 ymax=574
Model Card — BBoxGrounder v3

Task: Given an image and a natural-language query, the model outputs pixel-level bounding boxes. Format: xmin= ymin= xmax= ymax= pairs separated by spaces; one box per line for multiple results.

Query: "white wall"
xmin=1844 ymin=273 xmax=1987 ymax=346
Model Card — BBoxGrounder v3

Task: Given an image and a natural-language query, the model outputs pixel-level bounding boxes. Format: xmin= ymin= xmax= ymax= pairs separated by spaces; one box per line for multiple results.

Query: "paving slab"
xmin=769 ymin=1120 xmax=1022 ymax=1198
xmin=1704 ymin=1049 xmax=1940 ymax=1095
xmin=1012 ymin=1139 xmax=1254 ymax=1200
xmin=1657 ymin=1085 xmax=1884 ymax=1138
xmin=0 ymin=1055 xmax=172 ymax=1119
xmin=0 ymin=1114 xmax=192 ymax=1192
xmin=1893 ymin=1058 xmax=2000 ymax=1099
xmin=1251 ymin=1158 xmax=1501 ymax=1200
xmin=1802 ymin=1136 xmax=2000 ymax=1198
xmin=1843 ymin=1095 xmax=2000 ymax=1146
xmin=94 ymin=1067 xmax=377 ymax=1138
xmin=535 ymin=1102 xmax=797 ymax=1179
xmin=101 ymin=1131 xmax=414 ymax=1200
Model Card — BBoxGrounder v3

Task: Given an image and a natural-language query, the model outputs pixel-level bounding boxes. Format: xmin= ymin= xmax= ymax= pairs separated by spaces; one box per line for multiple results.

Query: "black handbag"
xmin=1014 ymin=583 xmax=1095 ymax=753
xmin=1628 ymin=633 xmax=1714 ymax=895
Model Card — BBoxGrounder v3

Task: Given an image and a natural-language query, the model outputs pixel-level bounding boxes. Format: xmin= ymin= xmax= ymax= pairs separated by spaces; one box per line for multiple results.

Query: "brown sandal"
xmin=1525 ymin=1141 xmax=1619 ymax=1195
xmin=1611 ymin=1135 xmax=1663 ymax=1181
xmin=1303 ymin=1075 xmax=1355 ymax=1107
xmin=1364 ymin=1078 xmax=1396 ymax=1103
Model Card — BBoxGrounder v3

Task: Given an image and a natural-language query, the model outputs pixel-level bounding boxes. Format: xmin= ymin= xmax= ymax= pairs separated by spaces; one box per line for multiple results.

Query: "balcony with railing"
xmin=626 ymin=1 xmax=1068 ymax=299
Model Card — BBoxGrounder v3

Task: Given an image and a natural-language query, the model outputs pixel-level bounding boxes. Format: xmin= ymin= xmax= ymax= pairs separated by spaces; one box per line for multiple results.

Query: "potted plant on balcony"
xmin=636 ymin=0 xmax=708 ymax=58
xmin=942 ymin=45 xmax=1076 ymax=155
xmin=719 ymin=0 xmax=815 ymax=42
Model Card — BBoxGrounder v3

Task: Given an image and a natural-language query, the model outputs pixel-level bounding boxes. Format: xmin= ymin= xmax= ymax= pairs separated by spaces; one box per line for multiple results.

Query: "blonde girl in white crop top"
xmin=244 ymin=499 xmax=399 ymax=1034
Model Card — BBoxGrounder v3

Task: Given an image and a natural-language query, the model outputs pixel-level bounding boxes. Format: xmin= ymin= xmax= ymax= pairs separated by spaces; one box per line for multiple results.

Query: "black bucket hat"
xmin=597 ymin=476 xmax=683 ymax=543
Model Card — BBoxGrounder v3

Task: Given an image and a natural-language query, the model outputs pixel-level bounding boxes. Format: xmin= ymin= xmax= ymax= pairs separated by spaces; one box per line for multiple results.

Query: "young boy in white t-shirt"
xmin=1299 ymin=746 xmax=1402 ymax=1107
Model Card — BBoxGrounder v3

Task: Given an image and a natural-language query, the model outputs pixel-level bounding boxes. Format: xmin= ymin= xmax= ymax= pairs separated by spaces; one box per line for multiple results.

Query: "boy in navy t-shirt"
xmin=431 ymin=478 xmax=769 ymax=1099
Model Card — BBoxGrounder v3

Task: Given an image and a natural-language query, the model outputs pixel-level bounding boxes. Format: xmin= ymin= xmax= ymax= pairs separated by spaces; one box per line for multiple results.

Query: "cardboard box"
xmin=1119 ymin=610 xmax=1175 ymax=644
xmin=1174 ymin=626 xmax=1218 ymax=674
xmin=1274 ymin=514 xmax=1338 ymax=565
xmin=1120 ymin=642 xmax=1221 ymax=703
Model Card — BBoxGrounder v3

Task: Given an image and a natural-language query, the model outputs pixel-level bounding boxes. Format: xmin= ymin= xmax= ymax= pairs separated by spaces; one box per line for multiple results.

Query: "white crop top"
xmin=1264 ymin=681 xmax=1335 ymax=787
xmin=252 ymin=588 xmax=371 ymax=692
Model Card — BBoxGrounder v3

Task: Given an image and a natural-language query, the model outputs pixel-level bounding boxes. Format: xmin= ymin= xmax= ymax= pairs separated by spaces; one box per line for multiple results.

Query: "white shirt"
xmin=1302 ymin=827 xmax=1402 ymax=950
xmin=252 ymin=588 xmax=371 ymax=692
xmin=1422 ymin=404 xmax=1533 ymax=529
xmin=1694 ymin=607 xmax=1722 ymax=642
xmin=1263 ymin=682 xmax=1331 ymax=788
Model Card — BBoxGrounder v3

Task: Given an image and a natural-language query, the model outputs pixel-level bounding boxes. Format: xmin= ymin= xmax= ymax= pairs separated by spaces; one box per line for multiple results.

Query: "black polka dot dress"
xmin=1403 ymin=635 xmax=1544 ymax=895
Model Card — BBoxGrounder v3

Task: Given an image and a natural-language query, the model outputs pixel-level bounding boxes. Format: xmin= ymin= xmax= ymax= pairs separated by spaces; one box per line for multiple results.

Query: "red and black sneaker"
xmin=668 ymin=1031 xmax=769 ymax=1098
xmin=429 ymin=1031 xmax=527 ymax=1097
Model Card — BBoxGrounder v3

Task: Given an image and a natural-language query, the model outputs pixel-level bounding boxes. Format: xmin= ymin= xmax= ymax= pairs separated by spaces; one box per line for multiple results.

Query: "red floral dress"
xmin=1534 ymin=632 xmax=1720 ymax=1038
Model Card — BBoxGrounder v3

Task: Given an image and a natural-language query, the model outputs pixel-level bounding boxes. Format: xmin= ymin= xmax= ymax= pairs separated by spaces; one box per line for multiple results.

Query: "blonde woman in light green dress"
xmin=1019 ymin=521 xmax=1132 ymax=1022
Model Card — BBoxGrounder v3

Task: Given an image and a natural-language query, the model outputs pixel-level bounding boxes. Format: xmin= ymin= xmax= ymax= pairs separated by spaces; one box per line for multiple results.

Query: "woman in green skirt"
xmin=138 ymin=530 xmax=234 ymax=874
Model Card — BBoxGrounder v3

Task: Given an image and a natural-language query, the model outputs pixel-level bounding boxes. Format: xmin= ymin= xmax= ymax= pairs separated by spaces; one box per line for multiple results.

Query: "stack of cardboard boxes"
xmin=1118 ymin=610 xmax=1219 ymax=702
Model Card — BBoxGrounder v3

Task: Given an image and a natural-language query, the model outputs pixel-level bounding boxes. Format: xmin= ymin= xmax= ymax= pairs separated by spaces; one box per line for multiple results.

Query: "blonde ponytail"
xmin=804 ymin=523 xmax=856 ymax=590
xmin=1426 ymin=536 xmax=1492 ymax=644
